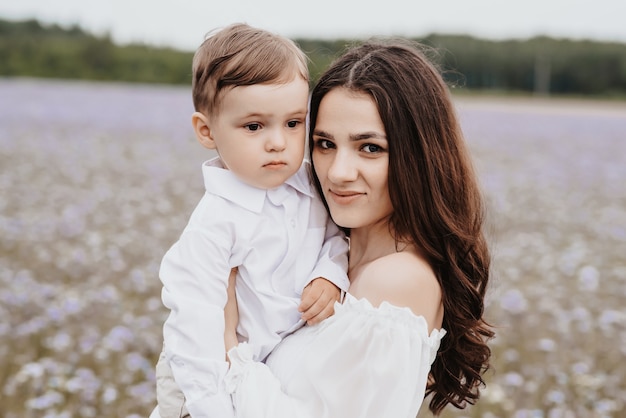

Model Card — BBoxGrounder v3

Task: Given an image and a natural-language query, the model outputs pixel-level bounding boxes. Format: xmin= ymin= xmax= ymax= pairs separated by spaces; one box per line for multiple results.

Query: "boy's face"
xmin=201 ymin=77 xmax=309 ymax=190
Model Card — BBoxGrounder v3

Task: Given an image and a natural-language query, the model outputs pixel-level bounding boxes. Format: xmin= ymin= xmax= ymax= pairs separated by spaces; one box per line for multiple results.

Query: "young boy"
xmin=152 ymin=23 xmax=349 ymax=418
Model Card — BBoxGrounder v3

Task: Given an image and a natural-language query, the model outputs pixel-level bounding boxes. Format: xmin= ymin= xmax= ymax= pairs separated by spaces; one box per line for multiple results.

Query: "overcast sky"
xmin=1 ymin=0 xmax=625 ymax=51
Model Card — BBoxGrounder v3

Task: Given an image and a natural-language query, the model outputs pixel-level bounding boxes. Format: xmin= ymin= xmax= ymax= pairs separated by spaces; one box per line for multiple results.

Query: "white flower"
xmin=500 ymin=288 xmax=528 ymax=314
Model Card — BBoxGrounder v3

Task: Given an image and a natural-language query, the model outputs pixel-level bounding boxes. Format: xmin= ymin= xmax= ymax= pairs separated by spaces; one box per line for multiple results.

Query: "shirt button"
xmin=290 ymin=219 xmax=296 ymax=228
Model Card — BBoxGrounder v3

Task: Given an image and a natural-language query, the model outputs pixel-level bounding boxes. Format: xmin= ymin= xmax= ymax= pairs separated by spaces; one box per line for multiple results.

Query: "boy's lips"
xmin=263 ymin=161 xmax=287 ymax=169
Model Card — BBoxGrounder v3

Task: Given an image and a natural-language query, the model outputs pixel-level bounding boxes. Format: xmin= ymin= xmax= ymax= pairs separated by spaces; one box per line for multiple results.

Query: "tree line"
xmin=2 ymin=18 xmax=626 ymax=97
xmin=0 ymin=18 xmax=191 ymax=84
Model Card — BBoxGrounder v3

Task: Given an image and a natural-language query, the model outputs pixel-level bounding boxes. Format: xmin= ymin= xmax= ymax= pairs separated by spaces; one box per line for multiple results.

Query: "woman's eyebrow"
xmin=313 ymin=129 xmax=334 ymax=139
xmin=313 ymin=130 xmax=387 ymax=141
xmin=350 ymin=132 xmax=387 ymax=141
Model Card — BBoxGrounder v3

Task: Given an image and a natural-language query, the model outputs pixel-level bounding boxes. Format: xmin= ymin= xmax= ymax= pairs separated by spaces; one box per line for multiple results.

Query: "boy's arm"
xmin=224 ymin=267 xmax=240 ymax=357
xmin=160 ymin=225 xmax=236 ymax=418
xmin=299 ymin=215 xmax=350 ymax=325
xmin=306 ymin=215 xmax=350 ymax=292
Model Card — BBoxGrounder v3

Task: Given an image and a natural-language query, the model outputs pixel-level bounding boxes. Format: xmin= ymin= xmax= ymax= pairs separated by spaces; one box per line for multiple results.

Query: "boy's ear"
xmin=192 ymin=111 xmax=217 ymax=150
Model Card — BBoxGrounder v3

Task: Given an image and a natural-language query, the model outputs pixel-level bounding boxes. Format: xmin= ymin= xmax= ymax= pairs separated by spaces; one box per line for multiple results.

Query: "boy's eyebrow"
xmin=239 ymin=108 xmax=308 ymax=119
xmin=290 ymin=105 xmax=308 ymax=114
xmin=290 ymin=109 xmax=309 ymax=117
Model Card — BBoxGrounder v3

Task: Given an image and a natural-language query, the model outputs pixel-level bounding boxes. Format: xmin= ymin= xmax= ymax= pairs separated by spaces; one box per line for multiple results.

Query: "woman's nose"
xmin=327 ymin=151 xmax=357 ymax=183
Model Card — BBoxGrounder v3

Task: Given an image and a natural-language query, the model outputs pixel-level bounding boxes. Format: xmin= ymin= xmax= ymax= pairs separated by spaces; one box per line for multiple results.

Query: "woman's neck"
xmin=348 ymin=220 xmax=399 ymax=276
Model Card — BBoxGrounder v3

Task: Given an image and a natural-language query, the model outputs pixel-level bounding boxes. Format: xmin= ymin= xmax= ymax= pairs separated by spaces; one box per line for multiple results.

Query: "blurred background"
xmin=1 ymin=1 xmax=625 ymax=417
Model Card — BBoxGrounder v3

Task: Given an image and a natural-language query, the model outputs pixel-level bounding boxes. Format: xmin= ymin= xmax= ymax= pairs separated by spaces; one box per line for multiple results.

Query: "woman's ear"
xmin=192 ymin=112 xmax=217 ymax=150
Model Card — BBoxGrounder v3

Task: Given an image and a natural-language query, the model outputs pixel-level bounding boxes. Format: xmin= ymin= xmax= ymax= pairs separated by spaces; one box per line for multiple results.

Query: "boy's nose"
xmin=266 ymin=130 xmax=287 ymax=152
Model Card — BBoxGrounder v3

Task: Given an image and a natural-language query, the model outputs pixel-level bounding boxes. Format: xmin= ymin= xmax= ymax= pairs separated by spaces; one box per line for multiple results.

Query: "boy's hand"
xmin=299 ymin=277 xmax=341 ymax=325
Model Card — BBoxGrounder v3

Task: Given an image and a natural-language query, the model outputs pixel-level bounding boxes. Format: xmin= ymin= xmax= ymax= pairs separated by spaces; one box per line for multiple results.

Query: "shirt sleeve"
xmin=160 ymin=204 xmax=237 ymax=418
xmin=306 ymin=215 xmax=350 ymax=291
xmin=223 ymin=298 xmax=446 ymax=418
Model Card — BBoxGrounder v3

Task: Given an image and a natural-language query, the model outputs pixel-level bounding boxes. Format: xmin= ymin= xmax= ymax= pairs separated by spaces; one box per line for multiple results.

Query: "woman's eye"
xmin=287 ymin=120 xmax=300 ymax=128
xmin=315 ymin=139 xmax=334 ymax=150
xmin=245 ymin=123 xmax=261 ymax=131
xmin=362 ymin=144 xmax=382 ymax=153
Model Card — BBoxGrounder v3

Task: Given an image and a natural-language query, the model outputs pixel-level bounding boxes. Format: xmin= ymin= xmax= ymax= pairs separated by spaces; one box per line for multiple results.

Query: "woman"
xmin=223 ymin=39 xmax=494 ymax=417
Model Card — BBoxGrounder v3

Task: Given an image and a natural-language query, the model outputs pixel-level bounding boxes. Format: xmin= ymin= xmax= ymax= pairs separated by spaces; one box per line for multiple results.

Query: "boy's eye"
xmin=245 ymin=123 xmax=261 ymax=131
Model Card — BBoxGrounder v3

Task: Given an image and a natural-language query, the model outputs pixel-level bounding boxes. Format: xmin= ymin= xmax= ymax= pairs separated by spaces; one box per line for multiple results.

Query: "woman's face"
xmin=311 ymin=88 xmax=393 ymax=230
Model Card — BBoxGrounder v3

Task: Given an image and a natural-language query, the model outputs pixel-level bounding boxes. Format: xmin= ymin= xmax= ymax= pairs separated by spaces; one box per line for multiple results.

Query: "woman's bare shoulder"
xmin=350 ymin=251 xmax=443 ymax=330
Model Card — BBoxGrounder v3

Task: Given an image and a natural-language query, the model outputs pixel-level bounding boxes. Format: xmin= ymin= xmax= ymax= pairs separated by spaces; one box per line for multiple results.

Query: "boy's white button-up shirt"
xmin=160 ymin=156 xmax=349 ymax=418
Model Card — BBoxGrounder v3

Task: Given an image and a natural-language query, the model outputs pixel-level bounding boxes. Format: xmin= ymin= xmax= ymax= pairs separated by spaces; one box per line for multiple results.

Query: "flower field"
xmin=1 ymin=78 xmax=625 ymax=417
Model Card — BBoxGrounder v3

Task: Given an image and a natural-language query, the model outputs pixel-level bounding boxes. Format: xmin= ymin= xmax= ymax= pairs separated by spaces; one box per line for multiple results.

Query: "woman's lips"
xmin=328 ymin=190 xmax=362 ymax=205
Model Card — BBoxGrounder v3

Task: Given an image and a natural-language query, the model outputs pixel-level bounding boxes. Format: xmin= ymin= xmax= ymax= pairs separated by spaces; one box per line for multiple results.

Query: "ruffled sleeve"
xmin=224 ymin=296 xmax=446 ymax=418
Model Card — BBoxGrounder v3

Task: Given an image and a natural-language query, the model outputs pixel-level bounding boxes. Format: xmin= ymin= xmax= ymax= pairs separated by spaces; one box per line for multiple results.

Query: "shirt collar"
xmin=202 ymin=156 xmax=314 ymax=213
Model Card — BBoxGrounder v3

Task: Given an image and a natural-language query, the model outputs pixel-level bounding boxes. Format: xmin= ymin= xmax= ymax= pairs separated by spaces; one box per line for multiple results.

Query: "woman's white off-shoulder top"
xmin=224 ymin=294 xmax=446 ymax=418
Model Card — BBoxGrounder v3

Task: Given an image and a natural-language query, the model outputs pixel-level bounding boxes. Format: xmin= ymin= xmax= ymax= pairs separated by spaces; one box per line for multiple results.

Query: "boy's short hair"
xmin=192 ymin=23 xmax=309 ymax=116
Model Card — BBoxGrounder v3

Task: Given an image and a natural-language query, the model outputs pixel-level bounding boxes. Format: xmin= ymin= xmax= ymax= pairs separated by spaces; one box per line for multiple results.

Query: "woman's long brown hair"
xmin=308 ymin=39 xmax=494 ymax=414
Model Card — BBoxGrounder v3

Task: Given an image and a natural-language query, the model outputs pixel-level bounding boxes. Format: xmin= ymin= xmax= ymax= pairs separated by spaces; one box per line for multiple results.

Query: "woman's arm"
xmin=349 ymin=251 xmax=443 ymax=332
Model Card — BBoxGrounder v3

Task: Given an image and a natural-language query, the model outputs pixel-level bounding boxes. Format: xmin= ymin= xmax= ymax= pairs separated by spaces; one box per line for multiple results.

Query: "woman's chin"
xmin=329 ymin=213 xmax=359 ymax=230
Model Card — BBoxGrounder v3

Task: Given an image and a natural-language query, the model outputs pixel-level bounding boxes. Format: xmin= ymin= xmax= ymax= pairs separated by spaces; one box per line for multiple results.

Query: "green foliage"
xmin=0 ymin=18 xmax=192 ymax=84
xmin=2 ymin=18 xmax=626 ymax=97
xmin=421 ymin=34 xmax=626 ymax=96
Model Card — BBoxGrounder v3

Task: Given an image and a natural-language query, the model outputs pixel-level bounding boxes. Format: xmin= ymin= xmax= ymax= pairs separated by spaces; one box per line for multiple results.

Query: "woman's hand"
xmin=224 ymin=267 xmax=240 ymax=359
